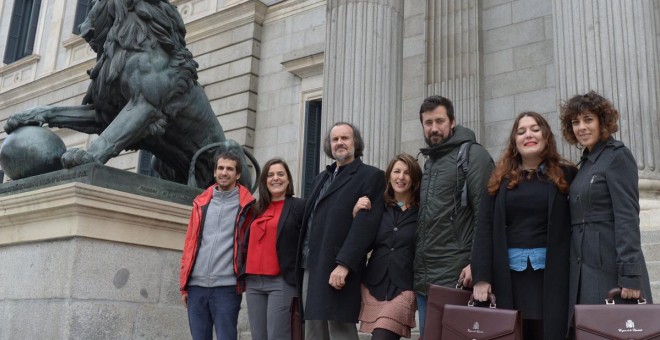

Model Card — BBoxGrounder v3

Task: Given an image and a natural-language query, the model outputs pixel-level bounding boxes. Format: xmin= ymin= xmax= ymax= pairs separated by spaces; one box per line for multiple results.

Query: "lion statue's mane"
xmin=5 ymin=0 xmax=256 ymax=189
xmin=85 ymin=0 xmax=196 ymax=119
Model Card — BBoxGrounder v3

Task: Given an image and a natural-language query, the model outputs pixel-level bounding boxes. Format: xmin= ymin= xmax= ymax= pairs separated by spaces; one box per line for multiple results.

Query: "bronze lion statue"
xmin=4 ymin=0 xmax=257 ymax=189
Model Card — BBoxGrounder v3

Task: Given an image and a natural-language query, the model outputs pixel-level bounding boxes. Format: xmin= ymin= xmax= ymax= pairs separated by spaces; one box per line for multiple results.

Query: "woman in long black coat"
xmin=560 ymin=92 xmax=653 ymax=324
xmin=472 ymin=112 xmax=575 ymax=339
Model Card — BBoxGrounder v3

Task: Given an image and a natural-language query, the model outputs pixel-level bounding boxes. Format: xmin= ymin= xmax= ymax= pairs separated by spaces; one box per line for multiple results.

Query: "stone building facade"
xmin=1 ymin=0 xmax=660 ymax=338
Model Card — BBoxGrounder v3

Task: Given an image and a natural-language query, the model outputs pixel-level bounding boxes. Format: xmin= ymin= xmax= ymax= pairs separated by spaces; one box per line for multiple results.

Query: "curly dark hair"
xmin=323 ymin=122 xmax=365 ymax=160
xmin=487 ymin=112 xmax=572 ymax=195
xmin=559 ymin=91 xmax=620 ymax=145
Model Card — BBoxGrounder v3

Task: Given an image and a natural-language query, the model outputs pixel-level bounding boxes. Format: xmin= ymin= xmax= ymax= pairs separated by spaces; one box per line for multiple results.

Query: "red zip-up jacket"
xmin=180 ymin=183 xmax=255 ymax=295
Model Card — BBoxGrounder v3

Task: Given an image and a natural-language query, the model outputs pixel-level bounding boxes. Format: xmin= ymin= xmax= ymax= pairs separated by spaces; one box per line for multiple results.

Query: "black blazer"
xmin=363 ymin=205 xmax=418 ymax=294
xmin=276 ymin=197 xmax=306 ymax=286
xmin=471 ymin=165 xmax=575 ymax=340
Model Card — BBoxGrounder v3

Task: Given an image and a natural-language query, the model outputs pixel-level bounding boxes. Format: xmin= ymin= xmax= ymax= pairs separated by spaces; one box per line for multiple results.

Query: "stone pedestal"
xmin=0 ymin=182 xmax=249 ymax=339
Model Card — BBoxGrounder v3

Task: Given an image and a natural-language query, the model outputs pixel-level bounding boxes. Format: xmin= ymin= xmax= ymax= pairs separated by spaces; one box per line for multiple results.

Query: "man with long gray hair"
xmin=298 ymin=122 xmax=385 ymax=339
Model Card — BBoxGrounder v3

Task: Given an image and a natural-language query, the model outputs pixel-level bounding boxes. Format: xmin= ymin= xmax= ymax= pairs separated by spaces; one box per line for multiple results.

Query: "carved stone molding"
xmin=185 ymin=0 xmax=267 ymax=43
xmin=0 ymin=183 xmax=189 ymax=250
xmin=282 ymin=44 xmax=325 ymax=78
xmin=282 ymin=52 xmax=324 ymax=78
xmin=0 ymin=55 xmax=41 ymax=93
xmin=264 ymin=0 xmax=324 ymax=24
xmin=0 ymin=59 xmax=92 ymax=110
xmin=62 ymin=36 xmax=95 ymax=67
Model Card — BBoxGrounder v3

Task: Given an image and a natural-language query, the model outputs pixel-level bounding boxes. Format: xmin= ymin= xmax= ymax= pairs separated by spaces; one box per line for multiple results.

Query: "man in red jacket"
xmin=180 ymin=151 xmax=255 ymax=340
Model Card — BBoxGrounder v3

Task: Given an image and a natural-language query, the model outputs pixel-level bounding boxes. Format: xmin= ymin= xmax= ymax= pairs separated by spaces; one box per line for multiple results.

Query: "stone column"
xmin=322 ymin=0 xmax=404 ymax=169
xmin=426 ymin=0 xmax=481 ymax=139
xmin=554 ymin=1 xmax=660 ymax=300
xmin=553 ymin=0 xmax=660 ymax=180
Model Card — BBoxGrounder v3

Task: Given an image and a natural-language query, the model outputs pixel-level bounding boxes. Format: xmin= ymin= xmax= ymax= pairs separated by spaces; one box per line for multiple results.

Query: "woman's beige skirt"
xmin=358 ymin=284 xmax=417 ymax=338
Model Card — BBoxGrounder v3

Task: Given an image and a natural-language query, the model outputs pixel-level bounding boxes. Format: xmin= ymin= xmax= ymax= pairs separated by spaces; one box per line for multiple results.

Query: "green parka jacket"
xmin=414 ymin=125 xmax=494 ymax=295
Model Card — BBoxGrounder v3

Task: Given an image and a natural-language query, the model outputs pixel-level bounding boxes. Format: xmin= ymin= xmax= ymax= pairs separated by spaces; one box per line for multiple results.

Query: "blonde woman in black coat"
xmin=472 ymin=112 xmax=575 ymax=339
xmin=560 ymin=92 xmax=653 ymax=325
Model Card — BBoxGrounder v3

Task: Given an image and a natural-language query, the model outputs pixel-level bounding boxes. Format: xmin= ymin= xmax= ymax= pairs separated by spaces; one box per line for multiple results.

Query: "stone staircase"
xmin=641 ymin=231 xmax=660 ymax=301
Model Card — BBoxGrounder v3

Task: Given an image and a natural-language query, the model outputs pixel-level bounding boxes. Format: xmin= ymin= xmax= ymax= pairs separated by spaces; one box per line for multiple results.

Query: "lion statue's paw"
xmin=61 ymin=148 xmax=99 ymax=168
xmin=4 ymin=107 xmax=51 ymax=134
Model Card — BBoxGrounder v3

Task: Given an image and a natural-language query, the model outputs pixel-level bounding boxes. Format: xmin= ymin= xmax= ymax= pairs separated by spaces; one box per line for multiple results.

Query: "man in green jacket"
xmin=414 ymin=95 xmax=494 ymax=336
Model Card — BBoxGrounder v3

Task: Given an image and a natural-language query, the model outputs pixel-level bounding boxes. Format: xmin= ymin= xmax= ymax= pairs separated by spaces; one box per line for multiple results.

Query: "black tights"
xmin=523 ymin=319 xmax=543 ymax=340
xmin=372 ymin=328 xmax=400 ymax=340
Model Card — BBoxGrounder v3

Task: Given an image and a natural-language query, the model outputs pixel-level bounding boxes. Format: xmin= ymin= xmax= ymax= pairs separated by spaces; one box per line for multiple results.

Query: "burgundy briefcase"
xmin=290 ymin=296 xmax=303 ymax=340
xmin=441 ymin=294 xmax=522 ymax=340
xmin=422 ymin=283 xmax=473 ymax=340
xmin=574 ymin=288 xmax=660 ymax=339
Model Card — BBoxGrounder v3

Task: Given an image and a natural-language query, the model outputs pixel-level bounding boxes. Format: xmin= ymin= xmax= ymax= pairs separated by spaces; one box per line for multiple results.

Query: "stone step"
xmin=642 ymin=242 xmax=660 ymax=262
xmin=360 ymin=331 xmax=420 ymax=339
xmin=641 ymin=230 xmax=660 ymax=244
xmin=651 ymin=281 xmax=660 ymax=302
xmin=646 ymin=261 xmax=660 ymax=286
xmin=240 ymin=328 xmax=421 ymax=339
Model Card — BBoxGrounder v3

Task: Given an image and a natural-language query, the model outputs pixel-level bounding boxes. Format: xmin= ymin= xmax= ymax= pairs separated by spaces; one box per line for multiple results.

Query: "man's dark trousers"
xmin=187 ymin=285 xmax=242 ymax=340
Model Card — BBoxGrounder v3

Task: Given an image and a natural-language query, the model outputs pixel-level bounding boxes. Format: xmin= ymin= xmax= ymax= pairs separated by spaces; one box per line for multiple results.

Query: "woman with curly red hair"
xmin=471 ymin=112 xmax=575 ymax=339
xmin=560 ymin=91 xmax=652 ymax=327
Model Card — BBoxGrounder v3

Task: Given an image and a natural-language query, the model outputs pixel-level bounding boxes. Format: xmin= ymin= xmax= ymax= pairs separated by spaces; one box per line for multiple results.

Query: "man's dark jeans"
xmin=187 ymin=285 xmax=242 ymax=340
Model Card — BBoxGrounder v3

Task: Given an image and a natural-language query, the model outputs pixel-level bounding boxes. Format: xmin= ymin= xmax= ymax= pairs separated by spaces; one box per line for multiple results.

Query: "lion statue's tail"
xmin=187 ymin=142 xmax=261 ymax=193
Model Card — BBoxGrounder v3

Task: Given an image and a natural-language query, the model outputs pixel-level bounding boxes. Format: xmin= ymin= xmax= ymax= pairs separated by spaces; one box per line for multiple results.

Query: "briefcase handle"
xmin=468 ymin=293 xmax=497 ymax=308
xmin=605 ymin=287 xmax=647 ymax=305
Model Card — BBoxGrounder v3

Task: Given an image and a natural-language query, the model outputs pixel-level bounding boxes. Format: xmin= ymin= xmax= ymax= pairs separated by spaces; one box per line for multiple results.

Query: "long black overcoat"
xmin=297 ymin=158 xmax=385 ymax=322
xmin=472 ymin=166 xmax=575 ymax=340
xmin=567 ymin=138 xmax=653 ymax=323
